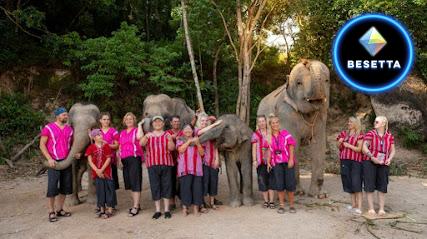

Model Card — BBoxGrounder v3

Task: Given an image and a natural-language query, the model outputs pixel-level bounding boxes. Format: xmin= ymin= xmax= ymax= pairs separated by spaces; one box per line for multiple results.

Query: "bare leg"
xmin=154 ymin=200 xmax=161 ymax=212
xmin=287 ymin=192 xmax=295 ymax=208
xmin=268 ymin=190 xmax=275 ymax=203
xmin=351 ymin=193 xmax=356 ymax=208
xmin=356 ymin=192 xmax=362 ymax=210
xmin=366 ymin=192 xmax=376 ymax=215
xmin=57 ymin=194 xmax=66 ymax=210
xmin=48 ymin=197 xmax=55 ymax=212
xmin=193 ymin=205 xmax=200 ymax=216
xmin=262 ymin=192 xmax=269 ymax=202
xmin=132 ymin=192 xmax=140 ymax=208
xmin=378 ymin=192 xmax=386 ymax=215
xmin=278 ymin=191 xmax=285 ymax=207
xmin=164 ymin=198 xmax=170 ymax=212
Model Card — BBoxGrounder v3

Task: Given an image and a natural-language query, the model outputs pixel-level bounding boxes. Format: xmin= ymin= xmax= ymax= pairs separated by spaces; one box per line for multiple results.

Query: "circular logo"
xmin=332 ymin=13 xmax=414 ymax=94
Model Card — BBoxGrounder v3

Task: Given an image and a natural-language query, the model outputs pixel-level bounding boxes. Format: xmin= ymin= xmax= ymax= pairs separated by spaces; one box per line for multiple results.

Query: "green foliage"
xmin=398 ymin=127 xmax=423 ymax=148
xmin=0 ymin=93 xmax=45 ymax=161
xmin=389 ymin=162 xmax=408 ymax=176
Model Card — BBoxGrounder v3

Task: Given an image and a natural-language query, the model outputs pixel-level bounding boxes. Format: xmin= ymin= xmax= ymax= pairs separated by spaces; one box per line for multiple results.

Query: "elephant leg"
xmin=240 ymin=148 xmax=254 ymax=206
xmin=76 ymin=159 xmax=86 ymax=192
xmin=225 ymin=152 xmax=241 ymax=207
xmin=294 ymin=143 xmax=305 ymax=196
xmin=85 ymin=161 xmax=97 ymax=204
xmin=68 ymin=160 xmax=81 ymax=206
xmin=307 ymin=138 xmax=327 ymax=198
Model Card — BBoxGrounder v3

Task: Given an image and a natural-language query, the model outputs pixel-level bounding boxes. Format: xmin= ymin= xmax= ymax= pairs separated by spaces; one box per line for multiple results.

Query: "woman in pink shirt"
xmin=176 ymin=124 xmax=205 ymax=216
xmin=267 ymin=114 xmax=297 ymax=214
xmin=118 ymin=112 xmax=144 ymax=217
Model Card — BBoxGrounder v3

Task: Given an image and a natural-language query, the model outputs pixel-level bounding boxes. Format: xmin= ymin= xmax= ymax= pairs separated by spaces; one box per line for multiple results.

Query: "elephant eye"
xmin=297 ymin=81 xmax=302 ymax=86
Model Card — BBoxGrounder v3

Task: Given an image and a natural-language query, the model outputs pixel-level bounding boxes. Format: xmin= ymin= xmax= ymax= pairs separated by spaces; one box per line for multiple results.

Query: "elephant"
xmin=43 ymin=103 xmax=100 ymax=205
xmin=142 ymin=94 xmax=195 ymax=132
xmin=199 ymin=114 xmax=254 ymax=207
xmin=257 ymin=59 xmax=330 ymax=198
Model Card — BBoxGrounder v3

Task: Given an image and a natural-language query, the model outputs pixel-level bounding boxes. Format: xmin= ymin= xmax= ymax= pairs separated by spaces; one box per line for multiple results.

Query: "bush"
xmin=389 ymin=162 xmax=408 ymax=176
xmin=0 ymin=93 xmax=45 ymax=163
xmin=398 ymin=127 xmax=424 ymax=149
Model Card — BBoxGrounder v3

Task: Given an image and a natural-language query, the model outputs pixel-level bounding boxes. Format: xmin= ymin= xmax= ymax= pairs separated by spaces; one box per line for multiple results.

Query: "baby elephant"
xmin=199 ymin=114 xmax=254 ymax=207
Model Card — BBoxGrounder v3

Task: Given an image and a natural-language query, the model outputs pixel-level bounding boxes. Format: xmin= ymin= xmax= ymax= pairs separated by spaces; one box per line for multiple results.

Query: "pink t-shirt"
xmin=101 ymin=127 xmax=119 ymax=163
xmin=118 ymin=128 xmax=143 ymax=159
xmin=176 ymin=138 xmax=203 ymax=177
xmin=251 ymin=130 xmax=270 ymax=166
xmin=41 ymin=122 xmax=74 ymax=160
xmin=269 ymin=129 xmax=296 ymax=166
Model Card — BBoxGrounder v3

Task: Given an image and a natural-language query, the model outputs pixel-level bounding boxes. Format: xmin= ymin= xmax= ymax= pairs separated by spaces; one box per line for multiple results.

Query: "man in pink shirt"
xmin=40 ymin=107 xmax=74 ymax=222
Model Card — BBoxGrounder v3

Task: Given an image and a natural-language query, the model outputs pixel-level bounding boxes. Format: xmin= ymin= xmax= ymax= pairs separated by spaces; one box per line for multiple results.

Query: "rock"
xmin=370 ymin=75 xmax=427 ymax=137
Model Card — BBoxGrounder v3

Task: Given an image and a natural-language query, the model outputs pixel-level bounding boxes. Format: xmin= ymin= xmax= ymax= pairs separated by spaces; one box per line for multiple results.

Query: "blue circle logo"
xmin=332 ymin=13 xmax=414 ymax=94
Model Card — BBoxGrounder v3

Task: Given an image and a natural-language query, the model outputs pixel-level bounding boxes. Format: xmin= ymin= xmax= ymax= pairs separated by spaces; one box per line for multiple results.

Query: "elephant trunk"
xmin=143 ymin=117 xmax=152 ymax=132
xmin=199 ymin=125 xmax=224 ymax=144
xmin=44 ymin=125 xmax=91 ymax=170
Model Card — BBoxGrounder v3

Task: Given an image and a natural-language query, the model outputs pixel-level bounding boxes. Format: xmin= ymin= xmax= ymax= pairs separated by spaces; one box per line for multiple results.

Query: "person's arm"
xmin=288 ymin=145 xmax=295 ymax=168
xmin=40 ymin=136 xmax=55 ymax=168
xmin=194 ymin=137 xmax=205 ymax=156
xmin=252 ymin=143 xmax=257 ymax=168
xmin=140 ymin=132 xmax=151 ymax=146
xmin=197 ymin=120 xmax=223 ymax=136
xmin=362 ymin=140 xmax=380 ymax=164
xmin=213 ymin=147 xmax=220 ymax=168
xmin=100 ymin=157 xmax=111 ymax=173
xmin=166 ymin=134 xmax=175 ymax=151
xmin=136 ymin=119 xmax=145 ymax=140
xmin=343 ymin=141 xmax=362 ymax=152
xmin=385 ymin=144 xmax=395 ymax=166
xmin=178 ymin=139 xmax=192 ymax=153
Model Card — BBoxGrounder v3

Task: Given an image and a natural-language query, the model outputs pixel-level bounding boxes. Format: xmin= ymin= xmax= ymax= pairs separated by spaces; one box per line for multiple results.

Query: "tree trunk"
xmin=213 ymin=46 xmax=221 ymax=117
xmin=181 ymin=0 xmax=205 ymax=112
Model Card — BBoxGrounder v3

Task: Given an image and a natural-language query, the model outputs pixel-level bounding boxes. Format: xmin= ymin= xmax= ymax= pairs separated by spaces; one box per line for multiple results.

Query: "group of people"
xmin=336 ymin=116 xmax=395 ymax=216
xmin=40 ymin=107 xmax=222 ymax=222
xmin=40 ymin=106 xmax=395 ymax=223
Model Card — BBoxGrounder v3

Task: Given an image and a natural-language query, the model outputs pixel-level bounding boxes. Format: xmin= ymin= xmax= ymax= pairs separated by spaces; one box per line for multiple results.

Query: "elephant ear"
xmin=283 ymin=83 xmax=299 ymax=112
xmin=171 ymin=98 xmax=195 ymax=125
xmin=237 ymin=125 xmax=251 ymax=145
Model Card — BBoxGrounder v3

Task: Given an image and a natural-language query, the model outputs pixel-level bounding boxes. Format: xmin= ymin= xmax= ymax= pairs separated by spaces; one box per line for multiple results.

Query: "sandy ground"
xmin=1 ymin=166 xmax=427 ymax=239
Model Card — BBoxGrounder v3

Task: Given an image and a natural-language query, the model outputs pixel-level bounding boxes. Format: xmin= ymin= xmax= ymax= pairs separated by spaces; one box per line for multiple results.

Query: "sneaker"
xmin=346 ymin=205 xmax=353 ymax=211
xmin=164 ymin=211 xmax=172 ymax=219
xmin=152 ymin=212 xmax=162 ymax=219
xmin=353 ymin=208 xmax=362 ymax=215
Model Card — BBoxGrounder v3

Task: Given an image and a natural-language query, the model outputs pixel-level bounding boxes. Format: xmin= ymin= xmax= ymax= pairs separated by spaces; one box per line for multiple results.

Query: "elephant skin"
xmin=43 ymin=103 xmax=100 ymax=205
xmin=142 ymin=94 xmax=195 ymax=131
xmin=199 ymin=114 xmax=254 ymax=207
xmin=257 ymin=59 xmax=330 ymax=197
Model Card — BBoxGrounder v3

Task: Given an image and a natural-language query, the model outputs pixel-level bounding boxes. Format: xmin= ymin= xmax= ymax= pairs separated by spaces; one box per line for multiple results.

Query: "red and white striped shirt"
xmin=145 ymin=131 xmax=174 ymax=168
xmin=251 ymin=130 xmax=270 ymax=166
xmin=336 ymin=130 xmax=364 ymax=162
xmin=202 ymin=140 xmax=217 ymax=168
xmin=363 ymin=129 xmax=394 ymax=162
xmin=176 ymin=138 xmax=203 ymax=177
xmin=166 ymin=129 xmax=183 ymax=164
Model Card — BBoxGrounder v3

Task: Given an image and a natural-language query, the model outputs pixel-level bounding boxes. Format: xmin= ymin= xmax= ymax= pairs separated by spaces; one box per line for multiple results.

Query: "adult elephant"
xmin=257 ymin=59 xmax=330 ymax=198
xmin=199 ymin=114 xmax=254 ymax=207
xmin=142 ymin=94 xmax=195 ymax=131
xmin=43 ymin=103 xmax=100 ymax=205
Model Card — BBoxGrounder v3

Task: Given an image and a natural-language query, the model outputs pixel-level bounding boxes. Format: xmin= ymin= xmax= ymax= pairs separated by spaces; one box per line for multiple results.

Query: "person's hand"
xmin=342 ymin=142 xmax=350 ymax=148
xmin=145 ymin=133 xmax=153 ymax=139
xmin=384 ymin=158 xmax=391 ymax=166
xmin=213 ymin=159 xmax=220 ymax=168
xmin=252 ymin=160 xmax=258 ymax=168
xmin=138 ymin=118 xmax=145 ymax=127
xmin=166 ymin=134 xmax=172 ymax=141
xmin=267 ymin=163 xmax=272 ymax=172
xmin=288 ymin=159 xmax=294 ymax=168
xmin=371 ymin=157 xmax=381 ymax=164
xmin=48 ymin=158 xmax=56 ymax=168
xmin=193 ymin=137 xmax=200 ymax=145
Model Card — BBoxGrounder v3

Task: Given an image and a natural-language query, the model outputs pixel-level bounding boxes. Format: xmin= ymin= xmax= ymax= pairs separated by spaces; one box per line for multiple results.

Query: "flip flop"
xmin=48 ymin=212 xmax=58 ymax=222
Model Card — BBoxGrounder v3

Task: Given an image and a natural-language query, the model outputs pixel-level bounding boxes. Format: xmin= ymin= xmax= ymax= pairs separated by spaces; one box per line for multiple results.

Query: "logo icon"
xmin=359 ymin=27 xmax=387 ymax=56
xmin=332 ymin=13 xmax=414 ymax=94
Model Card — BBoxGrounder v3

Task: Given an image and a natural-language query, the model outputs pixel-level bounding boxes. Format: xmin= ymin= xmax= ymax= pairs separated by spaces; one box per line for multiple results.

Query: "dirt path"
xmin=1 ymin=168 xmax=427 ymax=239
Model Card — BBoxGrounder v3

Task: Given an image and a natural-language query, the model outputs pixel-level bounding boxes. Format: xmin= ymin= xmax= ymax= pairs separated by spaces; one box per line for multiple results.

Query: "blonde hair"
xmin=196 ymin=112 xmax=210 ymax=129
xmin=255 ymin=115 xmax=268 ymax=131
xmin=375 ymin=116 xmax=389 ymax=132
xmin=122 ymin=112 xmax=136 ymax=127
xmin=266 ymin=113 xmax=280 ymax=145
xmin=348 ymin=116 xmax=362 ymax=135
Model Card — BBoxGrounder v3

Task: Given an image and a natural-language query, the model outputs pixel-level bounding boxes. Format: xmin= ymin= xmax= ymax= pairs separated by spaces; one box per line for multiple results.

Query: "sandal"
xmin=164 ymin=211 xmax=172 ymax=219
xmin=56 ymin=209 xmax=71 ymax=217
xmin=269 ymin=202 xmax=276 ymax=209
xmin=102 ymin=212 xmax=113 ymax=219
xmin=262 ymin=201 xmax=269 ymax=208
xmin=98 ymin=212 xmax=105 ymax=218
xmin=368 ymin=209 xmax=377 ymax=216
xmin=211 ymin=204 xmax=218 ymax=210
xmin=289 ymin=207 xmax=296 ymax=213
xmin=378 ymin=210 xmax=386 ymax=216
xmin=277 ymin=207 xmax=285 ymax=214
xmin=48 ymin=212 xmax=58 ymax=222
xmin=152 ymin=212 xmax=162 ymax=219
xmin=200 ymin=207 xmax=209 ymax=213
xmin=128 ymin=207 xmax=140 ymax=217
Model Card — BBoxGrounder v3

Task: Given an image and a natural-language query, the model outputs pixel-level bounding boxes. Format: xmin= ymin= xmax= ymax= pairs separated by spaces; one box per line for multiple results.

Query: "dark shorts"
xmin=95 ymin=178 xmax=116 ymax=208
xmin=111 ymin=164 xmax=120 ymax=190
xmin=147 ymin=165 xmax=173 ymax=201
xmin=257 ymin=164 xmax=275 ymax=192
xmin=340 ymin=159 xmax=362 ymax=193
xmin=203 ymin=165 xmax=219 ymax=196
xmin=46 ymin=162 xmax=73 ymax=197
xmin=363 ymin=160 xmax=389 ymax=193
xmin=179 ymin=175 xmax=203 ymax=207
xmin=171 ymin=165 xmax=180 ymax=198
xmin=272 ymin=163 xmax=296 ymax=192
xmin=122 ymin=156 xmax=142 ymax=192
